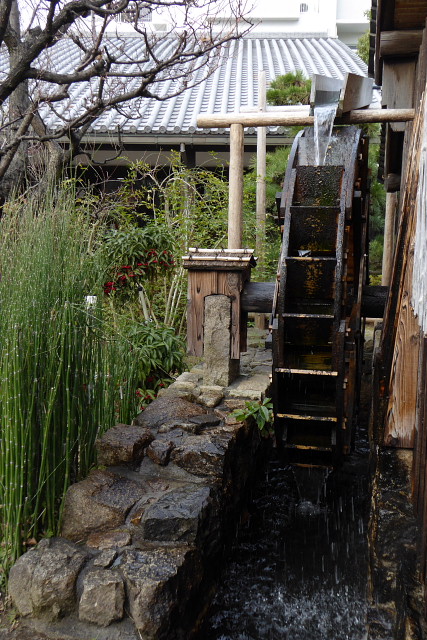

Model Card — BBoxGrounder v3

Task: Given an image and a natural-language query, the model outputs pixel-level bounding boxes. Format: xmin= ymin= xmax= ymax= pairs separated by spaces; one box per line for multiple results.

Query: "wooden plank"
xmin=413 ymin=337 xmax=427 ymax=520
xmin=379 ymin=29 xmax=424 ymax=56
xmin=187 ymin=270 xmax=217 ymax=356
xmin=394 ymin=0 xmax=427 ymax=29
xmin=361 ymin=286 xmax=389 ymax=318
xmin=241 ymin=281 xmax=275 ymax=313
xmin=341 ymin=74 xmax=374 ymax=114
xmin=382 ymin=61 xmax=416 ymax=132
xmin=384 ymin=287 xmax=420 ymax=447
xmin=217 ymin=271 xmax=243 ymax=359
xmin=415 ymin=24 xmax=427 ymax=105
xmin=380 ymin=87 xmax=426 ymax=449
xmin=382 ymin=192 xmax=398 ymax=285
xmin=196 ymin=108 xmax=415 ymax=129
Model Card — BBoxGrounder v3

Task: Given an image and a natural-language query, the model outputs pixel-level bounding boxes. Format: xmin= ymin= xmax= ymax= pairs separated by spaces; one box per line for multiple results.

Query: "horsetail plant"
xmin=0 ymin=183 xmax=183 ymax=583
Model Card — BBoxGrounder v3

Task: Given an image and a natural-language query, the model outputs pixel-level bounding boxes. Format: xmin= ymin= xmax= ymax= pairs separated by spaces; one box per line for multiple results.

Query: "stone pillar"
xmin=203 ymin=294 xmax=239 ymax=386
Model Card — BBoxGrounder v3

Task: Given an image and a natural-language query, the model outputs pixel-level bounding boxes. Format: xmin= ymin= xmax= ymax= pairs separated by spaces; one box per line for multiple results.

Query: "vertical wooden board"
xmin=187 ymin=270 xmax=217 ymax=356
xmin=413 ymin=338 xmax=427 ymax=535
xmin=341 ymin=73 xmax=374 ymax=114
xmin=380 ymin=88 xmax=423 ymax=425
xmin=382 ymin=60 xmax=416 ymax=132
xmin=384 ymin=290 xmax=420 ymax=448
xmin=217 ymin=271 xmax=243 ymax=359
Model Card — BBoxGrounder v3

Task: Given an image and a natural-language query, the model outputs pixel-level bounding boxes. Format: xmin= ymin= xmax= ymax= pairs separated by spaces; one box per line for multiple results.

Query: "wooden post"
xmin=382 ymin=191 xmax=399 ymax=285
xmin=256 ymin=70 xmax=267 ymax=273
xmin=255 ymin=71 xmax=267 ymax=329
xmin=228 ymin=123 xmax=244 ymax=249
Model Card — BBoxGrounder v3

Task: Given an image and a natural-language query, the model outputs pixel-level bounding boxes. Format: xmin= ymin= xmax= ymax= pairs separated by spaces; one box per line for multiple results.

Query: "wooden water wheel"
xmin=271 ymin=125 xmax=370 ymax=467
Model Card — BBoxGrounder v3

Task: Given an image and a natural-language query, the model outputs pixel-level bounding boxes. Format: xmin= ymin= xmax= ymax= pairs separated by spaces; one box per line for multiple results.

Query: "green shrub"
xmin=0 ymin=183 xmax=184 ymax=580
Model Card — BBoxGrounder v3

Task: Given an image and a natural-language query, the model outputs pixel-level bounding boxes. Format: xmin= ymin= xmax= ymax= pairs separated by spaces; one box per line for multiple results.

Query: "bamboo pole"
xmin=197 ymin=108 xmax=415 ymax=129
xmin=256 ymin=70 xmax=267 ymax=274
xmin=255 ymin=71 xmax=267 ymax=329
xmin=228 ymin=123 xmax=244 ymax=249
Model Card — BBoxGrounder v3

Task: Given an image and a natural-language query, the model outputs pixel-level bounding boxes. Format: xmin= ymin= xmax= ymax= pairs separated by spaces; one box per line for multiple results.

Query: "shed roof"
xmin=11 ymin=34 xmax=367 ymax=139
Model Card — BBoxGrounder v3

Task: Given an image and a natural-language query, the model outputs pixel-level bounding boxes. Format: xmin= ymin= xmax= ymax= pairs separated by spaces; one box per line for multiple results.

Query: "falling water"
xmin=193 ymin=424 xmax=370 ymax=640
xmin=314 ymin=103 xmax=338 ymax=165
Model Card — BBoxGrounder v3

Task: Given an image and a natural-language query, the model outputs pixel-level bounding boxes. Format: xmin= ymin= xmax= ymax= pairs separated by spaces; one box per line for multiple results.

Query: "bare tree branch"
xmin=0 ymin=0 xmax=251 ymax=198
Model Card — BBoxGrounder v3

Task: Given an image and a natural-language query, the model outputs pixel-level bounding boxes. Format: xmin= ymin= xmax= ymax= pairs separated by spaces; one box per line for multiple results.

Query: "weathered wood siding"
xmin=381 ymin=90 xmax=424 ymax=448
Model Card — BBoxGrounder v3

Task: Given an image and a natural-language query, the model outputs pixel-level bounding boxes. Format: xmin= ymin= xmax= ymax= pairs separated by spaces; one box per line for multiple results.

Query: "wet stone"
xmin=119 ymin=546 xmax=202 ymax=636
xmin=188 ymin=414 xmax=221 ymax=429
xmin=86 ymin=529 xmax=132 ymax=550
xmin=171 ymin=434 xmax=227 ymax=478
xmin=93 ymin=549 xmax=118 ymax=568
xmin=132 ymin=396 xmax=206 ymax=429
xmin=140 ymin=485 xmax=212 ymax=543
xmin=9 ymin=538 xmax=88 ymax=621
xmin=61 ymin=470 xmax=145 ymax=542
xmin=96 ymin=424 xmax=153 ymax=467
xmin=78 ymin=568 xmax=125 ymax=627
xmin=146 ymin=439 xmax=175 ymax=466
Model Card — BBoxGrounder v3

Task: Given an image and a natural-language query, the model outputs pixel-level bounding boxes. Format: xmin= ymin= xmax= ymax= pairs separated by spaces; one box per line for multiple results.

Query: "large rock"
xmin=9 ymin=538 xmax=88 ymax=621
xmin=146 ymin=439 xmax=175 ymax=466
xmin=198 ymin=385 xmax=224 ymax=408
xmin=119 ymin=546 xmax=202 ymax=637
xmin=62 ymin=469 xmax=145 ymax=541
xmin=86 ymin=529 xmax=132 ymax=550
xmin=78 ymin=568 xmax=125 ymax=626
xmin=132 ymin=396 xmax=206 ymax=430
xmin=171 ymin=432 xmax=230 ymax=478
xmin=140 ymin=485 xmax=212 ymax=543
xmin=96 ymin=424 xmax=153 ymax=467
xmin=227 ymin=372 xmax=271 ymax=400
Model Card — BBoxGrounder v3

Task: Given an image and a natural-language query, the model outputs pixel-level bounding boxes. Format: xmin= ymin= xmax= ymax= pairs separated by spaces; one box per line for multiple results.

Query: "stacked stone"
xmin=8 ymin=337 xmax=272 ymax=640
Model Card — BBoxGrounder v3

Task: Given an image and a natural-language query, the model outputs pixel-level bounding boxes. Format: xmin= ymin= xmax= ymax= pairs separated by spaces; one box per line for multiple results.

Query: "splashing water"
xmin=314 ymin=103 xmax=338 ymax=165
xmin=194 ymin=436 xmax=370 ymax=640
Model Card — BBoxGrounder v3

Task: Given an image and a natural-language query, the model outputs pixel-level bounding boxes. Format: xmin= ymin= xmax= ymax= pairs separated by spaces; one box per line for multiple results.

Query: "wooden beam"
xmin=380 ymin=29 xmax=424 ymax=57
xmin=361 ymin=285 xmax=389 ymax=318
xmin=197 ymin=108 xmax=415 ymax=129
xmin=382 ymin=192 xmax=399 ymax=286
xmin=228 ymin=123 xmax=244 ymax=249
xmin=241 ymin=281 xmax=275 ymax=313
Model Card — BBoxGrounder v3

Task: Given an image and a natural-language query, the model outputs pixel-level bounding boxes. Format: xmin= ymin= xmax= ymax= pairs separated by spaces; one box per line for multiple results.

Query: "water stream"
xmin=314 ymin=103 xmax=338 ymax=165
xmin=194 ymin=424 xmax=370 ymax=640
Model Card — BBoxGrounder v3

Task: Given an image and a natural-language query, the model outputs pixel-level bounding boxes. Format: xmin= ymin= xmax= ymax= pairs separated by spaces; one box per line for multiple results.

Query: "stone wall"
xmin=9 ymin=333 xmax=272 ymax=640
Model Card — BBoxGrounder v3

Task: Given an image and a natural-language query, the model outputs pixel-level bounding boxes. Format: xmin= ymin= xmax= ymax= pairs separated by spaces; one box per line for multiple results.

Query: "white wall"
xmin=101 ymin=0 xmax=369 ymax=45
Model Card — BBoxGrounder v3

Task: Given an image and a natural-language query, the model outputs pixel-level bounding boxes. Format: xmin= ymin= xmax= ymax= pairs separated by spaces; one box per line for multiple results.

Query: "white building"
xmin=108 ymin=0 xmax=370 ymax=48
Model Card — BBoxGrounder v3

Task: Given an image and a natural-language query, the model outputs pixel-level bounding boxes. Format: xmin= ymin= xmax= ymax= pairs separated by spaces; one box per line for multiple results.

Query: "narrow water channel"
xmin=194 ymin=423 xmax=370 ymax=640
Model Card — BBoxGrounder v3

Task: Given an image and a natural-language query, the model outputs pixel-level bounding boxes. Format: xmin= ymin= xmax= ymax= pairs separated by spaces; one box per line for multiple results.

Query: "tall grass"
xmin=0 ymin=185 xmax=142 ymax=578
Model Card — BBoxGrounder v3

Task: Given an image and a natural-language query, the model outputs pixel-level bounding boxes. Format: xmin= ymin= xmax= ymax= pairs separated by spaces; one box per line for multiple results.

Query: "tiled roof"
xmin=2 ymin=35 xmax=367 ymax=137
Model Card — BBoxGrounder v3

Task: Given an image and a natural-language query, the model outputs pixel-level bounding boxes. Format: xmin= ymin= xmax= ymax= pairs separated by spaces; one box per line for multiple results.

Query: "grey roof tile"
xmin=1 ymin=34 xmax=367 ymax=137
